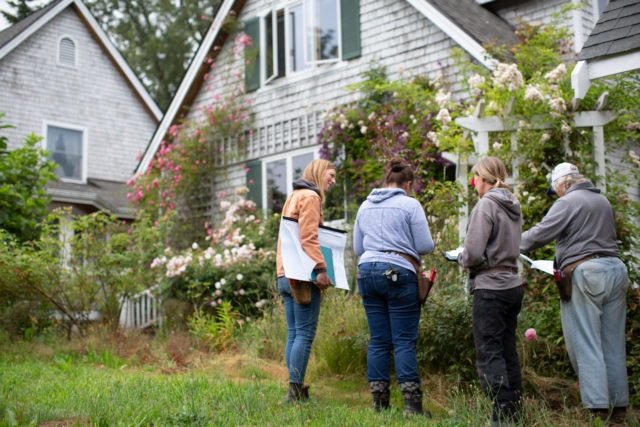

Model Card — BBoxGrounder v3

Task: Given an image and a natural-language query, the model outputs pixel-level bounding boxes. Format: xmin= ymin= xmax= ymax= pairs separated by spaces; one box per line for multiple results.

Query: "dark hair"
xmin=384 ymin=157 xmax=414 ymax=188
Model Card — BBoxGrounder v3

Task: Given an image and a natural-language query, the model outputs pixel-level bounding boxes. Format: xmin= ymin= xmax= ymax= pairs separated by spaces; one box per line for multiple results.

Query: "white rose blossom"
xmin=436 ymin=108 xmax=451 ymax=125
xmin=435 ymin=90 xmax=451 ymax=108
xmin=468 ymin=74 xmax=485 ymax=89
xmin=492 ymin=63 xmax=524 ymax=91
xmin=524 ymin=85 xmax=543 ymax=102
xmin=544 ymin=63 xmax=567 ymax=83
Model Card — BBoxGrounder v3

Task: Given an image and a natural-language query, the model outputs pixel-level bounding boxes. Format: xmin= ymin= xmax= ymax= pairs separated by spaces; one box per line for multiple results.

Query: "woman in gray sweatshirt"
xmin=457 ymin=156 xmax=524 ymax=426
xmin=353 ymin=158 xmax=434 ymax=416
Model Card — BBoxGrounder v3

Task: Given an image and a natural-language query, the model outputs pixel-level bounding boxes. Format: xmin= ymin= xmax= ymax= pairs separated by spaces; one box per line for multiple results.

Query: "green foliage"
xmin=0 ymin=208 xmax=171 ymax=337
xmin=0 ymin=115 xmax=57 ymax=242
xmin=156 ymin=189 xmax=279 ymax=320
xmin=418 ymin=284 xmax=475 ymax=380
xmin=128 ymin=34 xmax=253 ymax=246
xmin=0 ymin=0 xmax=42 ymax=24
xmin=187 ymin=302 xmax=241 ymax=351
xmin=85 ymin=0 xmax=224 ymax=111
xmin=317 ymin=12 xmax=640 ymax=406
xmin=313 ymin=292 xmax=369 ymax=376
xmin=318 ymin=62 xmax=460 ymax=208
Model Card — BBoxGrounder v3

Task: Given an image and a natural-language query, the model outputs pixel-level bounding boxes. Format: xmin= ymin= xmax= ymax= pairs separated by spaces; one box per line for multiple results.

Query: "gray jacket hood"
xmin=292 ymin=178 xmax=321 ymax=197
xmin=366 ymin=188 xmax=406 ymax=203
xmin=483 ymin=188 xmax=522 ymax=221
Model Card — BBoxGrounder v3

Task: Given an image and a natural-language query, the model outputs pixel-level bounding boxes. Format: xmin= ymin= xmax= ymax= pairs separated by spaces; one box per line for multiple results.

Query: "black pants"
xmin=472 ymin=287 xmax=524 ymax=413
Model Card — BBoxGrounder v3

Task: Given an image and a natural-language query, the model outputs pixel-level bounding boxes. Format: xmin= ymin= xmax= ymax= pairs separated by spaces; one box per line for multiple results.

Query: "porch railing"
xmin=119 ymin=285 xmax=162 ymax=330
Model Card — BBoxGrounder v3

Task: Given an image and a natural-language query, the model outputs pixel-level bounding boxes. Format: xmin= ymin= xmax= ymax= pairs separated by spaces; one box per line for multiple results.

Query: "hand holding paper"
xmin=444 ymin=246 xmax=464 ymax=262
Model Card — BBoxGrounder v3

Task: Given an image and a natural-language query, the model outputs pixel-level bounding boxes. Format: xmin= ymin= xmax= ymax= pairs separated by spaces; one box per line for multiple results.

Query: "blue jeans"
xmin=561 ymin=256 xmax=629 ymax=408
xmin=472 ymin=287 xmax=524 ymax=408
xmin=278 ymin=276 xmax=322 ymax=384
xmin=357 ymin=262 xmax=421 ymax=384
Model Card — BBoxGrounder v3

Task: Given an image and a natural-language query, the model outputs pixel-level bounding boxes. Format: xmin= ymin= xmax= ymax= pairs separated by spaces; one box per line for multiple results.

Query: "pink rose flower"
xmin=525 ymin=328 xmax=538 ymax=342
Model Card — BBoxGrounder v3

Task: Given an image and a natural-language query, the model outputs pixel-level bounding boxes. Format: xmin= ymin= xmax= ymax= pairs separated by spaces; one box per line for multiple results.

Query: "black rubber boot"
xmin=400 ymin=382 xmax=432 ymax=418
xmin=491 ymin=401 xmax=517 ymax=426
xmin=285 ymin=382 xmax=309 ymax=402
xmin=369 ymin=380 xmax=390 ymax=412
xmin=611 ymin=406 xmax=627 ymax=424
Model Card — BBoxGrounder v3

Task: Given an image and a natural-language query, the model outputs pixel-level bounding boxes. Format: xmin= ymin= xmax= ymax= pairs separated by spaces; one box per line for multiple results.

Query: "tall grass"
xmin=1 ymin=290 xmax=637 ymax=426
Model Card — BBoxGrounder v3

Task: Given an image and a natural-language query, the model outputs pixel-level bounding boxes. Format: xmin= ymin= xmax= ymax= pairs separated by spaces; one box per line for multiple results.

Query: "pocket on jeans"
xmin=579 ymin=265 xmax=605 ymax=297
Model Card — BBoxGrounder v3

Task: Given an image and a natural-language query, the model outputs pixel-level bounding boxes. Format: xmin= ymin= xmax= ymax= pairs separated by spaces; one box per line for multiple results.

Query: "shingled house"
xmin=136 ymin=0 xmax=608 ymax=223
xmin=0 ymin=0 xmax=161 ymax=220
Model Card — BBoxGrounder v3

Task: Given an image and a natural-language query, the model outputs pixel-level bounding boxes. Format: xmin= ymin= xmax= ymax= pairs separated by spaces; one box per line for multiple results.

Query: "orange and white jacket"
xmin=276 ymin=179 xmax=326 ymax=278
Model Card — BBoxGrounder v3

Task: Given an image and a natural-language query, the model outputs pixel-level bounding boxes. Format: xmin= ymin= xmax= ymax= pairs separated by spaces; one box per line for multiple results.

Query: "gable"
xmin=137 ymin=0 xmax=521 ymax=175
xmin=0 ymin=4 xmax=159 ymax=185
xmin=0 ymin=0 xmax=161 ymax=122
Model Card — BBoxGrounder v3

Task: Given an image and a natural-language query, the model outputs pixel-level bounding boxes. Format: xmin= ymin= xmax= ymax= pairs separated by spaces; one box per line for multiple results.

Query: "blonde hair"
xmin=301 ymin=159 xmax=336 ymax=202
xmin=472 ymin=156 xmax=511 ymax=191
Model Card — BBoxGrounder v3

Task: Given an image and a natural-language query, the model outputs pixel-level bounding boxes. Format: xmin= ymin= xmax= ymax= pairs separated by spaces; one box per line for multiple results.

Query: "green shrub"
xmin=187 ymin=302 xmax=242 ymax=351
xmin=0 ymin=114 xmax=57 ymax=243
xmin=156 ymin=189 xmax=279 ymax=319
xmin=0 ymin=209 xmax=171 ymax=337
xmin=313 ymin=292 xmax=369 ymax=376
xmin=418 ymin=283 xmax=475 ymax=381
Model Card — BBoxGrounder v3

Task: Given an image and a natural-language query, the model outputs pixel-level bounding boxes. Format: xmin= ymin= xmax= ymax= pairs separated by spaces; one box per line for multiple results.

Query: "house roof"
xmin=577 ymin=0 xmax=640 ymax=61
xmin=47 ymin=178 xmax=135 ymax=219
xmin=571 ymin=0 xmax=640 ymax=99
xmin=0 ymin=0 xmax=162 ymax=122
xmin=424 ymin=0 xmax=519 ymax=50
xmin=135 ymin=0 xmax=519 ymax=175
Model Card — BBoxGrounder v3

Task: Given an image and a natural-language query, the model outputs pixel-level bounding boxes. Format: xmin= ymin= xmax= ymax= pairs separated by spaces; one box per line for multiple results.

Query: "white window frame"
xmin=43 ymin=121 xmax=89 ymax=184
xmin=57 ymin=35 xmax=78 ymax=69
xmin=261 ymin=147 xmax=319 ymax=210
xmin=303 ymin=0 xmax=342 ymax=66
xmin=258 ymin=0 xmax=342 ymax=86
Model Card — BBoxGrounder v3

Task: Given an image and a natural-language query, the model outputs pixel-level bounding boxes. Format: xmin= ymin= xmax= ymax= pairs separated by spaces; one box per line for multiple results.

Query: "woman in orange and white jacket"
xmin=275 ymin=159 xmax=336 ymax=402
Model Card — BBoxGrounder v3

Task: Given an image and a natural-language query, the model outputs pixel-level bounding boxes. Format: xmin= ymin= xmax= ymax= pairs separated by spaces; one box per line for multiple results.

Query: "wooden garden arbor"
xmin=449 ymin=94 xmax=616 ymax=241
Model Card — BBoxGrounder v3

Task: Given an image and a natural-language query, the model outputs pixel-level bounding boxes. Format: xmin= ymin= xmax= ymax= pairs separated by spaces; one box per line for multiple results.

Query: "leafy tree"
xmin=0 ymin=0 xmax=42 ymax=24
xmin=85 ymin=0 xmax=223 ymax=111
xmin=0 ymin=114 xmax=57 ymax=242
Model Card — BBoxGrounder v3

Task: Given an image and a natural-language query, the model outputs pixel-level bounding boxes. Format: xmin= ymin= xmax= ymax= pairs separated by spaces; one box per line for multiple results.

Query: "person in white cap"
xmin=520 ymin=162 xmax=629 ymax=422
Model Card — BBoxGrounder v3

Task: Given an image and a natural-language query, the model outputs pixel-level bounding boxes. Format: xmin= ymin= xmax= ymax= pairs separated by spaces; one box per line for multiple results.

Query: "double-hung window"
xmin=245 ymin=0 xmax=361 ymax=91
xmin=245 ymin=149 xmax=345 ymax=222
xmin=45 ymin=123 xmax=87 ymax=183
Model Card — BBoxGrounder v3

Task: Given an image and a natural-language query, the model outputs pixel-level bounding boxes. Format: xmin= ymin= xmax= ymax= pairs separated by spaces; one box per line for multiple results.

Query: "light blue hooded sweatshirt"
xmin=353 ymin=188 xmax=434 ymax=272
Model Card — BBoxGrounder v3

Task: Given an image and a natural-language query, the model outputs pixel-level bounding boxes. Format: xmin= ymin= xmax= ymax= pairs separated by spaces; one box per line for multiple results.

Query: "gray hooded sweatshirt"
xmin=520 ymin=180 xmax=619 ymax=269
xmin=353 ymin=188 xmax=434 ymax=273
xmin=458 ymin=188 xmax=523 ymax=291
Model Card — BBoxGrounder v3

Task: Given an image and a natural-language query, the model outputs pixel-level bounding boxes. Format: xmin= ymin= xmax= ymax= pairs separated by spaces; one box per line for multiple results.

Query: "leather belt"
xmin=470 ymin=266 xmax=518 ymax=279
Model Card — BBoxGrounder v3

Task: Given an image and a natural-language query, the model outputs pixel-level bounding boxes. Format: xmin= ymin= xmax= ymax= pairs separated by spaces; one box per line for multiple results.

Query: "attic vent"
xmin=59 ymin=37 xmax=76 ymax=66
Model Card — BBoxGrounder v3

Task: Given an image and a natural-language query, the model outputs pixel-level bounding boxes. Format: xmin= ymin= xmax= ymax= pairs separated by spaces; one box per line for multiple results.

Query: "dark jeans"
xmin=472 ymin=286 xmax=524 ymax=407
xmin=357 ymin=262 xmax=421 ymax=384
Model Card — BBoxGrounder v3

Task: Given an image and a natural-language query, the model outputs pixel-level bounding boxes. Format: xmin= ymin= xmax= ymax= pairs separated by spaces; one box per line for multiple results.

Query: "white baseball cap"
xmin=547 ymin=162 xmax=579 ymax=195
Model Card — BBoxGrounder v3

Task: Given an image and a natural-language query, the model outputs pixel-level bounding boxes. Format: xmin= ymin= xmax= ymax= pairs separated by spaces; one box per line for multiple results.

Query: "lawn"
xmin=1 ymin=331 xmax=636 ymax=426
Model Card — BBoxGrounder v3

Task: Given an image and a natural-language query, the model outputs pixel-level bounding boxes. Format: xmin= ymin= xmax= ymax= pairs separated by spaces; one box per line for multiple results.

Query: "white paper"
xmin=519 ymin=254 xmax=554 ymax=275
xmin=444 ymin=246 xmax=464 ymax=261
xmin=280 ymin=217 xmax=349 ymax=290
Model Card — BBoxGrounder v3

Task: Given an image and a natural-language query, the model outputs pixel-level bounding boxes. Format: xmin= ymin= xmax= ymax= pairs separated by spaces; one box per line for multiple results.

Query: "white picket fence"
xmin=119 ymin=285 xmax=163 ymax=330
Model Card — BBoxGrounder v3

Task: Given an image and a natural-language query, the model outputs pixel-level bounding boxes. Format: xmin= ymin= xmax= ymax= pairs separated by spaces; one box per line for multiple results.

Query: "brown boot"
xmin=285 ymin=382 xmax=309 ymax=402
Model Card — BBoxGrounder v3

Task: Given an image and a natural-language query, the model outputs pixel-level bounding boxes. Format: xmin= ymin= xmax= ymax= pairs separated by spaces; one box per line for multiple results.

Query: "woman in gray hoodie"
xmin=353 ymin=158 xmax=434 ymax=416
xmin=457 ymin=156 xmax=524 ymax=426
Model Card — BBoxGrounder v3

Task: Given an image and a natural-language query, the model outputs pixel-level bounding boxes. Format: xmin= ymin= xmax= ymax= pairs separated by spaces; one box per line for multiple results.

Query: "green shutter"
xmin=340 ymin=0 xmax=361 ymax=60
xmin=246 ymin=159 xmax=263 ymax=209
xmin=244 ymin=18 xmax=261 ymax=92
